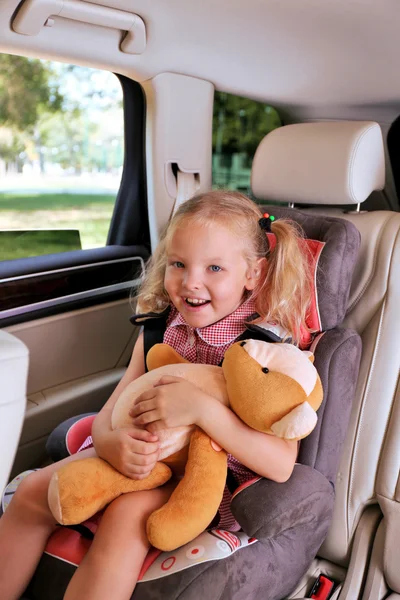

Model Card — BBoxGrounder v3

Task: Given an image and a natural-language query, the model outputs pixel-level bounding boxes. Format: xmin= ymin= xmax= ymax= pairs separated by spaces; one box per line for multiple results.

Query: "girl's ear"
xmin=245 ymin=257 xmax=267 ymax=291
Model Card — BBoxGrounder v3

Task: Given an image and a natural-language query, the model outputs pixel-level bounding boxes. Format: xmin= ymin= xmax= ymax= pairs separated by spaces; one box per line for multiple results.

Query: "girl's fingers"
xmin=133 ymin=410 xmax=160 ymax=426
xmin=125 ymin=428 xmax=158 ymax=443
xmin=129 ymin=439 xmax=160 ymax=456
xmin=126 ymin=468 xmax=153 ymax=480
xmin=134 ymin=388 xmax=157 ymax=403
xmin=130 ymin=399 xmax=156 ymax=417
xmin=129 ymin=450 xmax=159 ymax=467
xmin=153 ymin=375 xmax=183 ymax=387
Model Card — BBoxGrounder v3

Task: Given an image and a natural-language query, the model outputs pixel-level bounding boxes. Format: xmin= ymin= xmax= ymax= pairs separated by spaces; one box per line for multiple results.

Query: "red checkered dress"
xmin=164 ymin=300 xmax=259 ymax=531
xmin=163 ymin=301 xmax=257 ymax=365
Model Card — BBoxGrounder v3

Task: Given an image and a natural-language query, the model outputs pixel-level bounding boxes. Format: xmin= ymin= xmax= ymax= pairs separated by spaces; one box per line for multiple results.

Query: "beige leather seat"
xmin=252 ymin=121 xmax=400 ymax=599
xmin=0 ymin=331 xmax=29 ymax=494
xmin=361 ymin=326 xmax=400 ymax=600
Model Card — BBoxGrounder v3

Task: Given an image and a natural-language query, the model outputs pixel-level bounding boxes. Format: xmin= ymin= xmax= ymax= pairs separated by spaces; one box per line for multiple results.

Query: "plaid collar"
xmin=167 ymin=299 xmax=257 ymax=347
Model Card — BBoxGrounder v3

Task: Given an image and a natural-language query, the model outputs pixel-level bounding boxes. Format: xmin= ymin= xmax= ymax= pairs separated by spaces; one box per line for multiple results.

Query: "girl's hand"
xmin=94 ymin=427 xmax=160 ymax=480
xmin=130 ymin=376 xmax=206 ymax=431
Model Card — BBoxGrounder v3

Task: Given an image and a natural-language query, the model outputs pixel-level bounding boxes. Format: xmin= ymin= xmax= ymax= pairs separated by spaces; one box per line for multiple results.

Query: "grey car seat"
xmin=14 ymin=120 xmax=396 ymax=600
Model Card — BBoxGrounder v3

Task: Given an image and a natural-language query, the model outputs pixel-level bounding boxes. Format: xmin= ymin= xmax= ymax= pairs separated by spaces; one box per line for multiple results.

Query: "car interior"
xmin=0 ymin=1 xmax=399 ymax=599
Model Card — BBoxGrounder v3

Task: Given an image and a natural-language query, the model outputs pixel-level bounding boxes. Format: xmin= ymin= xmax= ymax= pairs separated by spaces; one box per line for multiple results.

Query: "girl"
xmin=0 ymin=190 xmax=311 ymax=600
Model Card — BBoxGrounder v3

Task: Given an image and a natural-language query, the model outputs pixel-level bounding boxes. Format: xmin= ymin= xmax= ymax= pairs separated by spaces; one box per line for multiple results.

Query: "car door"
xmin=0 ymin=64 xmax=149 ymax=477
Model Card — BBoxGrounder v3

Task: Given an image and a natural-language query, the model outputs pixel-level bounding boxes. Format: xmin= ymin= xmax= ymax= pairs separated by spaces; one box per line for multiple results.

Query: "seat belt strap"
xmin=172 ymin=170 xmax=198 ymax=214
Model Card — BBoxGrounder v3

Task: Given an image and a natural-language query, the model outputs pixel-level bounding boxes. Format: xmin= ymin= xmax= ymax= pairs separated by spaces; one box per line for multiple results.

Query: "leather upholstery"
xmin=319 ymin=210 xmax=400 ymax=568
xmin=252 ymin=121 xmax=385 ymax=205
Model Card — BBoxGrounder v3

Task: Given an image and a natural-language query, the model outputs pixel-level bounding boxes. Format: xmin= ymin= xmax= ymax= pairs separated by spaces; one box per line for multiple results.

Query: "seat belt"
xmin=172 ymin=169 xmax=199 ymax=215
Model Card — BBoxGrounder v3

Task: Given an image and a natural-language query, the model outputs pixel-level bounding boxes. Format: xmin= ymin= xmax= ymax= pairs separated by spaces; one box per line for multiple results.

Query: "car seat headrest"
xmin=252 ymin=121 xmax=385 ymax=206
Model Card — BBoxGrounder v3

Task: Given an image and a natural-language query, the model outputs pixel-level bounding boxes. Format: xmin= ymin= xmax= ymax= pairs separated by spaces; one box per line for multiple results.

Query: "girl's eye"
xmin=173 ymin=261 xmax=185 ymax=268
xmin=209 ymin=265 xmax=222 ymax=272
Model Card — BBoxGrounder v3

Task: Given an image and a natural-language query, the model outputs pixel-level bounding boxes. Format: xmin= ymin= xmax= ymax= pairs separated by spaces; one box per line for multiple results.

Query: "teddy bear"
xmin=47 ymin=339 xmax=323 ymax=551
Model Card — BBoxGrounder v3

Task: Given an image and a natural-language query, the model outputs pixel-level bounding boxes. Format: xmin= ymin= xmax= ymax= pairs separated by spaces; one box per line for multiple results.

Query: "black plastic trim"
xmin=0 ymin=287 xmax=133 ymax=328
xmin=0 ymin=245 xmax=148 ymax=280
xmin=387 ymin=116 xmax=400 ymax=210
xmin=2 ymin=256 xmax=142 ymax=311
xmin=107 ymin=75 xmax=149 ymax=248
xmin=0 ymin=245 xmax=148 ymax=326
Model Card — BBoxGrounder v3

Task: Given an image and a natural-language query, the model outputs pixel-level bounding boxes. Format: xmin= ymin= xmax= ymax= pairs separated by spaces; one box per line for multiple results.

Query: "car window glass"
xmin=212 ymin=91 xmax=281 ymax=195
xmin=0 ymin=56 xmax=123 ymax=260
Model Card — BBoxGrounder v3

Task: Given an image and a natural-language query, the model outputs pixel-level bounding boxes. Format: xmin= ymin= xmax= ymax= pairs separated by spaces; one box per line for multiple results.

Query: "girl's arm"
xmin=92 ymin=332 xmax=146 ymax=436
xmin=197 ymin=395 xmax=297 ymax=483
xmin=92 ymin=333 xmax=161 ymax=479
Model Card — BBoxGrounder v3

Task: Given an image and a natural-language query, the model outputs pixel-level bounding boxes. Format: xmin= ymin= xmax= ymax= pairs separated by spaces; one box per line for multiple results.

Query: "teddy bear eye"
xmin=240 ymin=341 xmax=246 ymax=347
xmin=262 ymin=367 xmax=269 ymax=374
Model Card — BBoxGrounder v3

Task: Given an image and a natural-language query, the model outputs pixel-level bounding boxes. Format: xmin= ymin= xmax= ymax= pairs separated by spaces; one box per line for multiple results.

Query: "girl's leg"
xmin=0 ymin=448 xmax=97 ymax=600
xmin=64 ymin=484 xmax=175 ymax=600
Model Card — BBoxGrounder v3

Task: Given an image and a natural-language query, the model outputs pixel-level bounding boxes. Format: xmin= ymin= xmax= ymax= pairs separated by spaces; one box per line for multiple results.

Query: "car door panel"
xmin=6 ymin=298 xmax=138 ymax=476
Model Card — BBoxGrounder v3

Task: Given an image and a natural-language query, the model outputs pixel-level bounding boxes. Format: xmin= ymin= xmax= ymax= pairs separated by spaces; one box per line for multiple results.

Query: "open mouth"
xmin=184 ymin=298 xmax=211 ymax=307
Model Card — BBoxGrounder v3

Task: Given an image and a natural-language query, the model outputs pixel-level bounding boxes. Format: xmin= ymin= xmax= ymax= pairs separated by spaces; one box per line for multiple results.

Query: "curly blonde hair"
xmin=135 ymin=190 xmax=312 ymax=344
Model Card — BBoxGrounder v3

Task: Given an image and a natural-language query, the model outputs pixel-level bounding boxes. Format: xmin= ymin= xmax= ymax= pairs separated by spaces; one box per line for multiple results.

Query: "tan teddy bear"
xmin=48 ymin=339 xmax=323 ymax=551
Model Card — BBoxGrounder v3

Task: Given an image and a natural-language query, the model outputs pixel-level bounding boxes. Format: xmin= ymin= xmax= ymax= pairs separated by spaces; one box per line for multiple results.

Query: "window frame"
xmin=0 ymin=73 xmax=149 ymax=328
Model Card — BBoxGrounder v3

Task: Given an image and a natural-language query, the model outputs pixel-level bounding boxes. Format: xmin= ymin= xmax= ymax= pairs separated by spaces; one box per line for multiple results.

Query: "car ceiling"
xmin=0 ymin=0 xmax=399 ymax=125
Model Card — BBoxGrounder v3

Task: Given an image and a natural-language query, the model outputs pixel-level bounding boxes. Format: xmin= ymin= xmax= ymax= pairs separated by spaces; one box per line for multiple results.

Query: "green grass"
xmin=0 ymin=192 xmax=115 ymax=211
xmin=0 ymin=230 xmax=82 ymax=261
xmin=0 ymin=192 xmax=116 ymax=260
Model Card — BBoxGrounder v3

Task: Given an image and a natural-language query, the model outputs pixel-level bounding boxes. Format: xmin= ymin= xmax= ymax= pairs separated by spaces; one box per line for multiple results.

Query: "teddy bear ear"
xmin=302 ymin=350 xmax=315 ymax=364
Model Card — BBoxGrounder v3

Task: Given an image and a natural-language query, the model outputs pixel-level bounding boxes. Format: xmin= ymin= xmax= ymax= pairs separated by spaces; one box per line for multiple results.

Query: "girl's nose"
xmin=183 ymin=270 xmax=201 ymax=290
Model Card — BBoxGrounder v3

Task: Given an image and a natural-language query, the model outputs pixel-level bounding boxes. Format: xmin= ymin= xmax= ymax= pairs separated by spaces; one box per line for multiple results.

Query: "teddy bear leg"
xmin=147 ymin=429 xmax=227 ymax=551
xmin=48 ymin=457 xmax=172 ymax=525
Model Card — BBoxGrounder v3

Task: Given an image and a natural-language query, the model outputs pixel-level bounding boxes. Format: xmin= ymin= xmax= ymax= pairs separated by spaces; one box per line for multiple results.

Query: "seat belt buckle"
xmin=309 ymin=574 xmax=335 ymax=599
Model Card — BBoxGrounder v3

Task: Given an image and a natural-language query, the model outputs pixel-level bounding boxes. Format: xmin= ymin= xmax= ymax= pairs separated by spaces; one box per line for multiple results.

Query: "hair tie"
xmin=258 ymin=213 xmax=275 ymax=233
xmin=259 ymin=213 xmax=277 ymax=252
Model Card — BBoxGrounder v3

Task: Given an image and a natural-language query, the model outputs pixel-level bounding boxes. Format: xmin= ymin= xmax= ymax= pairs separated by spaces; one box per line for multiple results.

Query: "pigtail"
xmin=254 ymin=219 xmax=312 ymax=345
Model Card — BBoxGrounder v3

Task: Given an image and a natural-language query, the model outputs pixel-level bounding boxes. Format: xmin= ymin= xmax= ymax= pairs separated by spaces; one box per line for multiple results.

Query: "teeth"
xmin=186 ymin=298 xmax=208 ymax=305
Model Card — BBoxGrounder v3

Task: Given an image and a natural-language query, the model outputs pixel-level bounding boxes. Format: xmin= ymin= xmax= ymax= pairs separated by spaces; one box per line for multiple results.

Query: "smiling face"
xmin=164 ymin=220 xmax=261 ymax=328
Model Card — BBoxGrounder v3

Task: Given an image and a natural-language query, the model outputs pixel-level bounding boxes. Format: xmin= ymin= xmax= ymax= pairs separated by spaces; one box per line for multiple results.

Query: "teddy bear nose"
xmin=262 ymin=367 xmax=269 ymax=374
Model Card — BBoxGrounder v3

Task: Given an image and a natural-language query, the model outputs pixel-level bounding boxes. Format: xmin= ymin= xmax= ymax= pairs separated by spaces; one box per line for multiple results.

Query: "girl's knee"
xmin=9 ymin=471 xmax=55 ymax=523
xmin=106 ymin=491 xmax=152 ymax=518
xmin=12 ymin=471 xmax=42 ymax=503
xmin=105 ymin=487 xmax=171 ymax=521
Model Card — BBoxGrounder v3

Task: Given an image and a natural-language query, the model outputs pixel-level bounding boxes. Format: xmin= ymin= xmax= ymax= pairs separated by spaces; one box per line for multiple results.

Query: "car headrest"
xmin=252 ymin=121 xmax=385 ymax=205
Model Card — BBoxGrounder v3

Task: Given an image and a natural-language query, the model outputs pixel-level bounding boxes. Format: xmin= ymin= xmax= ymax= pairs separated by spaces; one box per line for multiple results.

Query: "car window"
xmin=212 ymin=91 xmax=281 ymax=195
xmin=0 ymin=56 xmax=123 ymax=261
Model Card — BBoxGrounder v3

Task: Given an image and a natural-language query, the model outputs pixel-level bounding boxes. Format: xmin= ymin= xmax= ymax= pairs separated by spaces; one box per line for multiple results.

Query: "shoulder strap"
xmin=143 ymin=315 xmax=169 ymax=366
xmin=216 ymin=326 xmax=285 ymax=367
xmin=130 ymin=309 xmax=171 ymax=371
xmin=237 ymin=323 xmax=287 ymax=345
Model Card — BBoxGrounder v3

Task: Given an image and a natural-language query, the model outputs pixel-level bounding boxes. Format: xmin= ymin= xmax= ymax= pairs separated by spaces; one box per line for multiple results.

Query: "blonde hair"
xmin=136 ymin=190 xmax=311 ymax=344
